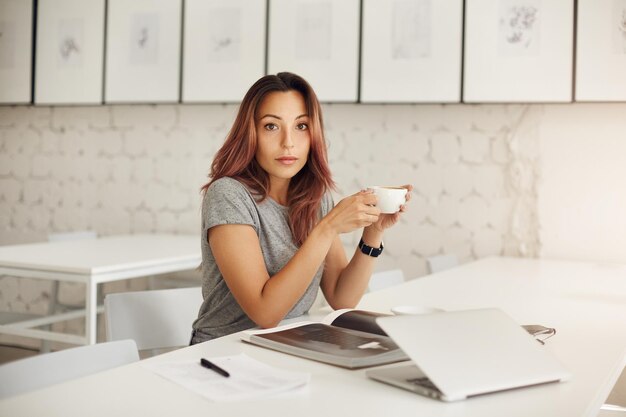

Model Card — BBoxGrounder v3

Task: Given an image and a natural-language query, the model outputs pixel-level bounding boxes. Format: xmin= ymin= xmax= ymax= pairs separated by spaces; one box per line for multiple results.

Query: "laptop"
xmin=366 ymin=308 xmax=571 ymax=401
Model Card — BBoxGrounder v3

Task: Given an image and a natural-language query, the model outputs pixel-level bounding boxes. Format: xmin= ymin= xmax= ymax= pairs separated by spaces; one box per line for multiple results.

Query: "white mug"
xmin=368 ymin=186 xmax=407 ymax=214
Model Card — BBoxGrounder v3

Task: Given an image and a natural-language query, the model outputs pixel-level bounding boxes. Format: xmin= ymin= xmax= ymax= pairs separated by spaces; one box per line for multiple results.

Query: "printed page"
xmin=325 ymin=309 xmax=390 ymax=336
xmin=142 ymin=353 xmax=310 ymax=402
xmin=240 ymin=321 xmax=316 ymax=342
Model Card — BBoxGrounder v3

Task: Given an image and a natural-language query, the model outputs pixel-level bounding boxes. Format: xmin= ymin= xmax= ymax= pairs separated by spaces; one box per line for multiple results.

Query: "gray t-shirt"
xmin=191 ymin=177 xmax=333 ymax=343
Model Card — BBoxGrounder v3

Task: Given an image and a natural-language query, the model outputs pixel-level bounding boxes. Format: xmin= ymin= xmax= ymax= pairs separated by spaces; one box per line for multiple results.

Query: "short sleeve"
xmin=320 ymin=191 xmax=335 ymax=218
xmin=203 ymin=178 xmax=259 ymax=234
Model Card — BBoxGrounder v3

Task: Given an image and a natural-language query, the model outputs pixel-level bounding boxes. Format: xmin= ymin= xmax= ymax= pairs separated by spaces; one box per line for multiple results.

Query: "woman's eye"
xmin=296 ymin=123 xmax=308 ymax=130
xmin=264 ymin=123 xmax=278 ymax=131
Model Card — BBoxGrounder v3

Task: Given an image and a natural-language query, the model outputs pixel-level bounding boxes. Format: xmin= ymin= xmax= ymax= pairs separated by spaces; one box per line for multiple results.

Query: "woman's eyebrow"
xmin=258 ymin=113 xmax=309 ymax=120
xmin=259 ymin=113 xmax=282 ymax=120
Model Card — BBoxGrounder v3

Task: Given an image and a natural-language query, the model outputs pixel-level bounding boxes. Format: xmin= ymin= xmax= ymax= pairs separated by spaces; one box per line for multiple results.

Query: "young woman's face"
xmin=255 ymin=90 xmax=311 ymax=184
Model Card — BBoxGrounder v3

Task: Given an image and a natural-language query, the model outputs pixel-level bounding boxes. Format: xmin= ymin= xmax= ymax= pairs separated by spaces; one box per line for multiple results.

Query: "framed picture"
xmin=182 ymin=0 xmax=266 ymax=103
xmin=463 ymin=0 xmax=574 ymax=103
xmin=0 ymin=0 xmax=33 ymax=104
xmin=576 ymin=0 xmax=626 ymax=101
xmin=105 ymin=0 xmax=182 ymax=103
xmin=35 ymin=0 xmax=105 ymax=105
xmin=267 ymin=0 xmax=360 ymax=102
xmin=361 ymin=0 xmax=463 ymax=103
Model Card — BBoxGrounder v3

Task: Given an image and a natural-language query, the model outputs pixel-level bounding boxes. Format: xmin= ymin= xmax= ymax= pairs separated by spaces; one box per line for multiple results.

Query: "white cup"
xmin=391 ymin=305 xmax=445 ymax=315
xmin=368 ymin=186 xmax=407 ymax=214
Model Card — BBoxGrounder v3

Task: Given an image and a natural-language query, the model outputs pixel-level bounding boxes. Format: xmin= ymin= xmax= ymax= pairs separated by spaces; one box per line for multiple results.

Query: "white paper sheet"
xmin=142 ymin=354 xmax=309 ymax=402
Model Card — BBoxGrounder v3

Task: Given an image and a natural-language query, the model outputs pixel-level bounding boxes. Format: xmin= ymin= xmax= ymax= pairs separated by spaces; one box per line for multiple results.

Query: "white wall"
xmin=538 ymin=104 xmax=626 ymax=263
xmin=0 ymin=102 xmax=624 ymax=342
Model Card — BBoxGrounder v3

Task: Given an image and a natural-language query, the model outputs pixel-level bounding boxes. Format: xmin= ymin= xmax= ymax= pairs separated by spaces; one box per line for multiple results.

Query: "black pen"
xmin=200 ymin=358 xmax=230 ymax=378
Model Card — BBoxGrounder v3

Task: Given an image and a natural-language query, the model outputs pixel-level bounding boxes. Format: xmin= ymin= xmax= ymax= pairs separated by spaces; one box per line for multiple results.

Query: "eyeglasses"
xmin=522 ymin=325 xmax=556 ymax=345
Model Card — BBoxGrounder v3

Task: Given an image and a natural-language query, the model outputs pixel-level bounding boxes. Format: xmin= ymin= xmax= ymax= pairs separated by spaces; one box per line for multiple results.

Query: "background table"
xmin=0 ymin=234 xmax=201 ymax=345
xmin=1 ymin=257 xmax=625 ymax=417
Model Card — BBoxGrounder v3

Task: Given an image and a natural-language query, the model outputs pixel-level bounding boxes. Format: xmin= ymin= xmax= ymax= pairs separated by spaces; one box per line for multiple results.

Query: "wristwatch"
xmin=358 ymin=238 xmax=384 ymax=257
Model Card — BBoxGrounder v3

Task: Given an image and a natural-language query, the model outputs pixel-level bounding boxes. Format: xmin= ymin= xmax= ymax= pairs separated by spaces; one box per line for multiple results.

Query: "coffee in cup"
xmin=368 ymin=186 xmax=408 ymax=214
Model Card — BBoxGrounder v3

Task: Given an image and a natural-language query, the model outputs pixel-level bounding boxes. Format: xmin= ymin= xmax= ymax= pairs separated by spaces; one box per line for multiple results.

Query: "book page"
xmin=325 ymin=309 xmax=391 ymax=336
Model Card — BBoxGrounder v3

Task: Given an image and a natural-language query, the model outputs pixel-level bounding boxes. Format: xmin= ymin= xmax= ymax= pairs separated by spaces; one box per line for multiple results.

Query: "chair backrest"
xmin=427 ymin=254 xmax=459 ymax=274
xmin=368 ymin=269 xmax=405 ymax=292
xmin=104 ymin=287 xmax=202 ymax=351
xmin=0 ymin=339 xmax=138 ymax=399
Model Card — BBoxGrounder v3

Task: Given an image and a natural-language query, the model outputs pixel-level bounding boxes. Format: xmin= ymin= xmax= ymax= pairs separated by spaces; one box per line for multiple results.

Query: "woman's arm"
xmin=320 ymin=185 xmax=413 ymax=309
xmin=319 ymin=227 xmax=383 ymax=310
xmin=208 ymin=190 xmax=380 ymax=328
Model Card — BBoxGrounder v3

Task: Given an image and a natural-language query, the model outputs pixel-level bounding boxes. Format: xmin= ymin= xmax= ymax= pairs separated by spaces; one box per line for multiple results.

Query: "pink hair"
xmin=202 ymin=73 xmax=335 ymax=246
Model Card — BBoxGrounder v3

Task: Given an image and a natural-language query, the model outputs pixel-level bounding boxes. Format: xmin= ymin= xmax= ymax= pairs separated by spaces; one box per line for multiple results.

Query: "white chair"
xmin=104 ymin=287 xmax=202 ymax=352
xmin=0 ymin=339 xmax=139 ymax=400
xmin=426 ymin=254 xmax=459 ymax=274
xmin=368 ymin=269 xmax=405 ymax=292
xmin=600 ymin=367 xmax=626 ymax=415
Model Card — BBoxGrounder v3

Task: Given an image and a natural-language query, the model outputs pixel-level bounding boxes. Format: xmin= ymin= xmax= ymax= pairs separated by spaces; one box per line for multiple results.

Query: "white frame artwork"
xmin=35 ymin=0 xmax=105 ymax=105
xmin=361 ymin=0 xmax=463 ymax=103
xmin=182 ymin=0 xmax=266 ymax=103
xmin=0 ymin=0 xmax=33 ymax=104
xmin=576 ymin=0 xmax=626 ymax=101
xmin=105 ymin=0 xmax=182 ymax=103
xmin=267 ymin=0 xmax=360 ymax=102
xmin=463 ymin=0 xmax=574 ymax=103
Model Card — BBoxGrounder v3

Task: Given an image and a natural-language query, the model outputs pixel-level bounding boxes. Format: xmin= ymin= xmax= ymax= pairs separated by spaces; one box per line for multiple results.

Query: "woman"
xmin=191 ymin=72 xmax=411 ymax=344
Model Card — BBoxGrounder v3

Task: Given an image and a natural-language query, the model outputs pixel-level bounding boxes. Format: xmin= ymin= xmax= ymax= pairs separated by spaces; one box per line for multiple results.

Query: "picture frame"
xmin=360 ymin=0 xmax=464 ymax=103
xmin=463 ymin=0 xmax=574 ymax=103
xmin=35 ymin=0 xmax=106 ymax=105
xmin=105 ymin=0 xmax=182 ymax=103
xmin=267 ymin=0 xmax=360 ymax=102
xmin=0 ymin=0 xmax=34 ymax=104
xmin=576 ymin=0 xmax=626 ymax=101
xmin=182 ymin=0 xmax=266 ymax=103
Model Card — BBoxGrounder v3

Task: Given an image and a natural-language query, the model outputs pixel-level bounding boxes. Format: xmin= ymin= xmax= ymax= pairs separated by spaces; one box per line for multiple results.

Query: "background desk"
xmin=1 ymin=257 xmax=625 ymax=417
xmin=0 ymin=234 xmax=201 ymax=345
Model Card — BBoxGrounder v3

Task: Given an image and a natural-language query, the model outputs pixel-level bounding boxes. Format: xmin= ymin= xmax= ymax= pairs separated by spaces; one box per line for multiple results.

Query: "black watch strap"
xmin=358 ymin=238 xmax=384 ymax=257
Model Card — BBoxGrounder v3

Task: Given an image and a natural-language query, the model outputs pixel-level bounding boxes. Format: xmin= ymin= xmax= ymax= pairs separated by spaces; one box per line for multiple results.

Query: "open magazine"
xmin=241 ymin=309 xmax=409 ymax=369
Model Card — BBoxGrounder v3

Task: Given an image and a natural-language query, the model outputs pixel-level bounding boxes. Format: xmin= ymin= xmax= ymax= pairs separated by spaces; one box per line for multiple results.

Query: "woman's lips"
xmin=276 ymin=156 xmax=298 ymax=165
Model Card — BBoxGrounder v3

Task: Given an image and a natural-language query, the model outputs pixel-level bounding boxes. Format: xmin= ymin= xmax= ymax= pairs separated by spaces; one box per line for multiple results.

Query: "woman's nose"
xmin=282 ymin=132 xmax=295 ymax=149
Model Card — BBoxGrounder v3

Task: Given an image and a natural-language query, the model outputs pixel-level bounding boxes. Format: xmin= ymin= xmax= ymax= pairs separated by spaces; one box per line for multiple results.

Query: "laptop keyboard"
xmin=406 ymin=377 xmax=442 ymax=394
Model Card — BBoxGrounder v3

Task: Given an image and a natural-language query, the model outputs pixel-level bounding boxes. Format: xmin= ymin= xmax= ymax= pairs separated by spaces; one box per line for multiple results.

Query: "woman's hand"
xmin=322 ymin=190 xmax=381 ymax=235
xmin=369 ymin=184 xmax=413 ymax=232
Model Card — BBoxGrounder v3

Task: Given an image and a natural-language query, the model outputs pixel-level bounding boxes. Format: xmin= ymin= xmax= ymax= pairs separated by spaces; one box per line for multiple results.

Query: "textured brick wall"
xmin=0 ymin=103 xmax=541 ymax=344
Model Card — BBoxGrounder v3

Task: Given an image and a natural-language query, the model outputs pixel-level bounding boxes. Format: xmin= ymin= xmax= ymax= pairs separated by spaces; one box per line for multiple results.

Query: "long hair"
xmin=201 ymin=72 xmax=335 ymax=246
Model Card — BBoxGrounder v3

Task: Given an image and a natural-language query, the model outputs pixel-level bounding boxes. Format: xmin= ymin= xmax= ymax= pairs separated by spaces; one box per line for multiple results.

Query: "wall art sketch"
xmin=105 ymin=0 xmax=181 ymax=103
xmin=498 ymin=0 xmax=541 ymax=56
xmin=361 ymin=0 xmax=462 ymax=102
xmin=392 ymin=0 xmax=431 ymax=60
xmin=57 ymin=18 xmax=84 ymax=67
xmin=0 ymin=0 xmax=33 ymax=103
xmin=613 ymin=0 xmax=626 ymax=54
xmin=129 ymin=13 xmax=159 ymax=65
xmin=575 ymin=0 xmax=626 ymax=101
xmin=268 ymin=0 xmax=360 ymax=102
xmin=295 ymin=2 xmax=332 ymax=60
xmin=35 ymin=0 xmax=104 ymax=104
xmin=463 ymin=0 xmax=572 ymax=102
xmin=206 ymin=7 xmax=241 ymax=63
xmin=182 ymin=0 xmax=265 ymax=102
xmin=0 ymin=20 xmax=16 ymax=69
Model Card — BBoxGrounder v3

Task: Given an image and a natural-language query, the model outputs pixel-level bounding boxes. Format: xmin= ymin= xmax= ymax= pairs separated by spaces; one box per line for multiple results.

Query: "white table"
xmin=0 ymin=234 xmax=201 ymax=345
xmin=1 ymin=257 xmax=625 ymax=417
